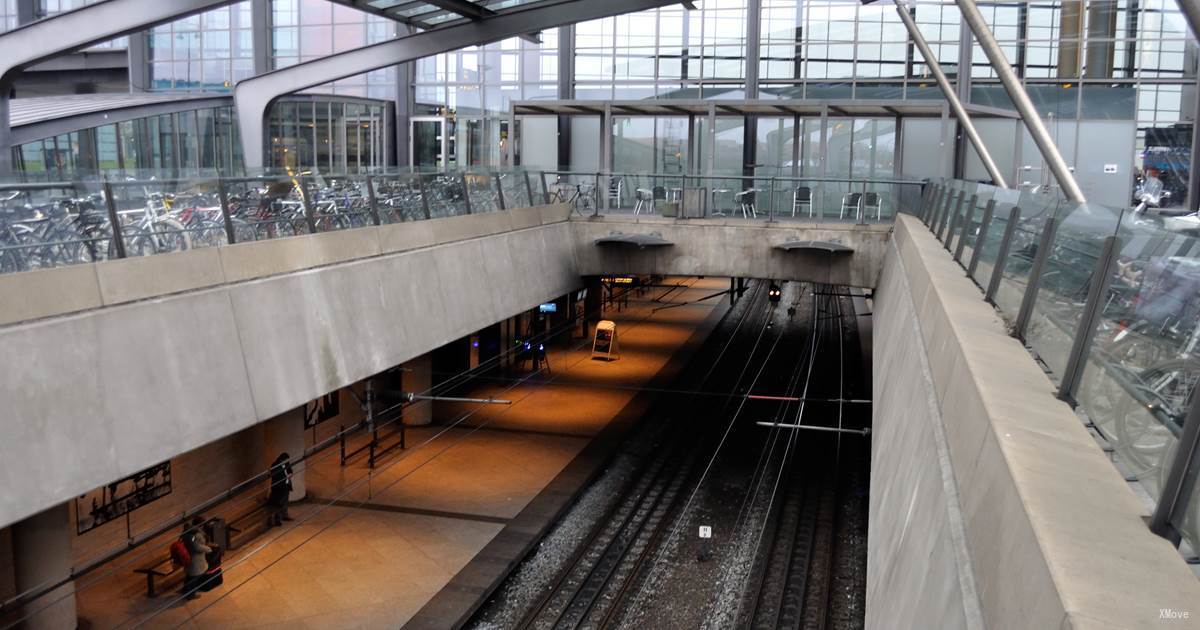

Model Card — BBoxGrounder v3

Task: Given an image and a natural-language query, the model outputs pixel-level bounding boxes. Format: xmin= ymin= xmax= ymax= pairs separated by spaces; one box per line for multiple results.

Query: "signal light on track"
xmin=768 ymin=284 xmax=782 ymax=303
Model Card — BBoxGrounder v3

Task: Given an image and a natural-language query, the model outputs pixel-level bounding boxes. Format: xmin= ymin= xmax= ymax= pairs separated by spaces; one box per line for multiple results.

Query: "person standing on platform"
xmin=182 ymin=516 xmax=212 ymax=600
xmin=268 ymin=452 xmax=295 ymax=526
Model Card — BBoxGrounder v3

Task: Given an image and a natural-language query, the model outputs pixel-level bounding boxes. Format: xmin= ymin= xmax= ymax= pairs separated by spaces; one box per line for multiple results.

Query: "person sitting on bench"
xmin=268 ymin=452 xmax=295 ymax=526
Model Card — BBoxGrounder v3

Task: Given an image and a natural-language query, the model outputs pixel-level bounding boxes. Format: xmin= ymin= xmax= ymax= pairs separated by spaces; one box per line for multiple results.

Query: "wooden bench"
xmin=130 ymin=501 xmax=277 ymax=597
xmin=226 ymin=502 xmax=279 ymax=551
xmin=133 ymin=555 xmax=183 ymax=598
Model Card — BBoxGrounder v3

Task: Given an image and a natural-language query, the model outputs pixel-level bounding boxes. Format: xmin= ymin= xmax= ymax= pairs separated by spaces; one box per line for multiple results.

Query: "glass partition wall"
xmin=11 ymin=97 xmax=391 ymax=181
xmin=919 ymin=180 xmax=1200 ymax=560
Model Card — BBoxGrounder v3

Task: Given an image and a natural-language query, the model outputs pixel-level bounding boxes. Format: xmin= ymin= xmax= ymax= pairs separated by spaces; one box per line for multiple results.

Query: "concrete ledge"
xmin=0 ymin=204 xmax=574 ymax=326
xmin=379 ymin=219 xmax=437 ymax=254
xmin=95 ymin=247 xmax=225 ymax=305
xmin=305 ymin=226 xmax=382 ymax=267
xmin=570 ymin=216 xmax=890 ymax=288
xmin=0 ymin=264 xmax=102 ymax=326
xmin=218 ymin=233 xmax=317 ymax=283
xmin=0 ymin=219 xmax=582 ymax=530
xmin=872 ymin=214 xmax=1200 ymax=630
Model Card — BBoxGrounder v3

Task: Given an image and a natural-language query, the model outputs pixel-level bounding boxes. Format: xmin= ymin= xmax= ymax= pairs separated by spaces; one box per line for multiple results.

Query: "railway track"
xmin=473 ymin=281 xmax=868 ymax=630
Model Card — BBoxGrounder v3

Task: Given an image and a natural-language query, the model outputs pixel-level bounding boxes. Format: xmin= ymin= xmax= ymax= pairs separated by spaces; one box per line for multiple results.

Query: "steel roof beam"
xmin=0 ymin=0 xmax=237 ymax=82
xmin=0 ymin=0 xmax=240 ymax=173
xmin=234 ymin=0 xmax=685 ymax=168
xmin=895 ymin=0 xmax=1008 ymax=188
xmin=956 ymin=0 xmax=1085 ymax=201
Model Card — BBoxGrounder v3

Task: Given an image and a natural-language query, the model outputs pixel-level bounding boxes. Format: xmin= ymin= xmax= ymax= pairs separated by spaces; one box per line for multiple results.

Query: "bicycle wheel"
xmin=152 ymin=218 xmax=192 ymax=253
xmin=1109 ymin=359 xmax=1198 ymax=478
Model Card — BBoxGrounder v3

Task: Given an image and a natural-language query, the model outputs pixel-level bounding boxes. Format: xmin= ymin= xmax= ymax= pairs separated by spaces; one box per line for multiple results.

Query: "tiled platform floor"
xmin=74 ymin=277 xmax=730 ymax=628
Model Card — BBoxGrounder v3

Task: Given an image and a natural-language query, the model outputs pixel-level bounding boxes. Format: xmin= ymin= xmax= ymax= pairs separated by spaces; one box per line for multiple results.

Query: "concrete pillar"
xmin=11 ymin=505 xmax=75 ymax=630
xmin=584 ymin=276 xmax=603 ymax=335
xmin=263 ymin=413 xmax=306 ymax=501
xmin=403 ymin=353 xmax=433 ymax=426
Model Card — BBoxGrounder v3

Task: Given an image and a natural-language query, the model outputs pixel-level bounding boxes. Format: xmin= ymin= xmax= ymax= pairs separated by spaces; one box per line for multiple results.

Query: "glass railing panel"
xmin=991 ymin=191 xmax=1064 ymax=316
xmin=221 ymin=175 xmax=310 ymax=242
xmin=1024 ymin=201 xmax=1123 ymax=376
xmin=106 ymin=177 xmax=229 ymax=256
xmin=421 ymin=173 xmax=470 ymax=218
xmin=498 ymin=171 xmax=532 ymax=209
xmin=544 ymin=171 xmax=599 ymax=214
xmin=464 ymin=171 xmax=501 ymax=214
xmin=770 ymin=178 xmax=816 ymax=221
xmin=304 ymin=174 xmax=373 ymax=232
xmin=969 ymin=188 xmax=1020 ymax=287
xmin=373 ymin=173 xmax=426 ymax=223
xmin=0 ymin=182 xmax=115 ymax=272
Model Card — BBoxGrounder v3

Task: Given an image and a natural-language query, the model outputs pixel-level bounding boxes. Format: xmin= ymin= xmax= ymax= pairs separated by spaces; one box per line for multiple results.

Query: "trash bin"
xmin=660 ymin=201 xmax=679 ymax=217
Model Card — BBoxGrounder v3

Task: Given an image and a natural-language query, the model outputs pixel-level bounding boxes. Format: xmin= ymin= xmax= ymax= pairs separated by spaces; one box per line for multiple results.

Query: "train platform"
xmin=73 ymin=277 xmax=731 ymax=628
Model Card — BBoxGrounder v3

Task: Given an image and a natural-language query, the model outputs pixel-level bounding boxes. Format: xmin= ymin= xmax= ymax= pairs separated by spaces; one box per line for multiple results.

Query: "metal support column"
xmin=895 ymin=0 xmax=1008 ymax=188
xmin=601 ymin=104 xmax=612 ymax=210
xmin=1057 ymin=235 xmax=1120 ymax=403
xmin=817 ymin=105 xmax=828 ymax=217
xmin=1014 ymin=217 xmax=1058 ymax=340
xmin=986 ymin=206 xmax=1022 ymax=304
xmin=956 ymin=0 xmax=1086 ymax=202
xmin=1174 ymin=0 xmax=1200 ymax=41
xmin=556 ymin=24 xmax=574 ymax=170
xmin=250 ymin=0 xmax=272 ymax=76
xmin=1188 ymin=74 xmax=1200 ymax=211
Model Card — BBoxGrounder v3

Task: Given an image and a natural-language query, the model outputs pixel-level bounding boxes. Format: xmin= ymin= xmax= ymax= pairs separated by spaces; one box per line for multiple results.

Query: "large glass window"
xmin=149 ymin=2 xmax=252 ymax=90
xmin=271 ymin=0 xmax=398 ymax=99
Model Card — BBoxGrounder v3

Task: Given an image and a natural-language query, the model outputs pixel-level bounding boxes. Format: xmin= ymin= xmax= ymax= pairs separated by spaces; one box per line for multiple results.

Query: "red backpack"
xmin=169 ymin=537 xmax=191 ymax=568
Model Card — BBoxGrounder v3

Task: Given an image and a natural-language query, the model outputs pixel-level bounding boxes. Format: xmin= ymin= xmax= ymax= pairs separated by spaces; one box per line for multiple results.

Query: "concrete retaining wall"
xmin=0 ymin=209 xmax=580 ymax=530
xmin=869 ymin=215 xmax=1200 ymax=629
xmin=571 ymin=216 xmax=889 ymax=288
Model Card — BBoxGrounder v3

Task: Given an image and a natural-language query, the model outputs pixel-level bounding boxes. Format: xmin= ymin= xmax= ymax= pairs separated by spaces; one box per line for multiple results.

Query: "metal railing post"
xmin=1014 ymin=216 xmax=1058 ymax=341
xmin=934 ymin=189 xmax=954 ymax=236
xmin=1057 ymin=235 xmax=1120 ymax=403
xmin=365 ymin=175 xmax=382 ymax=226
xmin=540 ymin=172 xmax=552 ymax=205
xmin=934 ymin=187 xmax=953 ymax=230
xmin=967 ymin=199 xmax=996 ymax=280
xmin=523 ymin=171 xmax=535 ymax=207
xmin=460 ymin=173 xmax=473 ymax=214
xmin=102 ymin=181 xmax=127 ymax=259
xmin=954 ymin=194 xmax=978 ymax=262
xmin=921 ymin=185 xmax=940 ymax=224
xmin=493 ymin=172 xmax=507 ymax=211
xmin=986 ymin=206 xmax=1022 ymax=304
xmin=768 ymin=177 xmax=777 ymax=223
xmin=216 ymin=178 xmax=236 ymax=244
xmin=594 ymin=172 xmax=602 ymax=216
xmin=298 ymin=177 xmax=318 ymax=233
xmin=939 ymin=191 xmax=963 ymax=245
xmin=417 ymin=174 xmax=432 ymax=220
xmin=1150 ymin=389 xmax=1200 ymax=546
xmin=857 ymin=185 xmax=866 ymax=225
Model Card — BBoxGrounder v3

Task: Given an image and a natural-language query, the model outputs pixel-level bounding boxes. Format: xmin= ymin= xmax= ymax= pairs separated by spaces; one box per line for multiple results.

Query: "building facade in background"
xmin=0 ymin=0 xmax=1195 ymax=204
